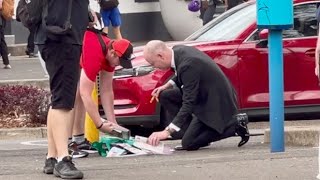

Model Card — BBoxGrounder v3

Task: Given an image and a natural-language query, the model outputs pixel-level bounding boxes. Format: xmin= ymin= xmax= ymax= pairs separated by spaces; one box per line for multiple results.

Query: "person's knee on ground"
xmin=181 ymin=138 xmax=202 ymax=151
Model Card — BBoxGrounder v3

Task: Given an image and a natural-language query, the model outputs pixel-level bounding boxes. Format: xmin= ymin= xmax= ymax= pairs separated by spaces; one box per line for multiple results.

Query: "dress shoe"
xmin=234 ymin=113 xmax=250 ymax=147
xmin=236 ymin=124 xmax=250 ymax=147
xmin=174 ymin=143 xmax=210 ymax=151
xmin=174 ymin=145 xmax=186 ymax=151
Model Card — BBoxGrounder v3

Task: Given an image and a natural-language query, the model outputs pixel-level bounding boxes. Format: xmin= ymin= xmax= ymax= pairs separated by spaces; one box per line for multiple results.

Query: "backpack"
xmin=16 ymin=0 xmax=43 ymax=29
xmin=1 ymin=0 xmax=15 ymax=20
xmin=99 ymin=0 xmax=119 ymax=10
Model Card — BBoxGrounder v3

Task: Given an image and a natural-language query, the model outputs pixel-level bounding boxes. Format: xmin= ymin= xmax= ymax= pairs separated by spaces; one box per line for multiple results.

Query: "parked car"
xmin=100 ymin=0 xmax=320 ymax=128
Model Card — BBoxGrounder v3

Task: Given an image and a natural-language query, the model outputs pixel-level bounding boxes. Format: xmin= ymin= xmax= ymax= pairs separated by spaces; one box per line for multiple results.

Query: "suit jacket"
xmin=171 ymin=45 xmax=238 ymax=134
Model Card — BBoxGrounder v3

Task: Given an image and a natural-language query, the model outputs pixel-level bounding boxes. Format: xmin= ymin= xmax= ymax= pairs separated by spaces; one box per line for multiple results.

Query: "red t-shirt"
xmin=80 ymin=30 xmax=115 ymax=82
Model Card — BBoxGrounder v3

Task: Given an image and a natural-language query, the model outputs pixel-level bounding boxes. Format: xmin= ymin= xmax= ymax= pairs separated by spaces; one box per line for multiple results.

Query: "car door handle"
xmin=305 ymin=49 xmax=315 ymax=57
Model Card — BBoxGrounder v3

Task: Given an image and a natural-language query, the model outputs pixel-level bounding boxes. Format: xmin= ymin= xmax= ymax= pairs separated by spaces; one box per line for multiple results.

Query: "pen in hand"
xmin=150 ymin=96 xmax=159 ymax=103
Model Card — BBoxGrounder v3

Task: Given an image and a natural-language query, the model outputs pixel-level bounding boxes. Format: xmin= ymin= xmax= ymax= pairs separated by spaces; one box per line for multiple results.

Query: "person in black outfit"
xmin=0 ymin=9 xmax=10 ymax=69
xmin=200 ymin=0 xmax=217 ymax=25
xmin=25 ymin=27 xmax=37 ymax=58
xmin=35 ymin=0 xmax=89 ymax=179
xmin=225 ymin=0 xmax=244 ymax=10
xmin=143 ymin=40 xmax=249 ymax=150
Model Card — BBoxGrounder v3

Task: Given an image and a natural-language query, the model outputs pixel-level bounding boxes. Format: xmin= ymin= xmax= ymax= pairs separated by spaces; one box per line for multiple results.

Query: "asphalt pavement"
xmin=0 ymin=135 xmax=319 ymax=180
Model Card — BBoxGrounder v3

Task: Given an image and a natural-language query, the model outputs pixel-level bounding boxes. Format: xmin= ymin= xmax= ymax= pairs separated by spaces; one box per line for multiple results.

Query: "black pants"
xmin=0 ymin=25 xmax=9 ymax=65
xmin=159 ymin=88 xmax=236 ymax=150
xmin=200 ymin=4 xmax=216 ymax=26
xmin=26 ymin=27 xmax=36 ymax=54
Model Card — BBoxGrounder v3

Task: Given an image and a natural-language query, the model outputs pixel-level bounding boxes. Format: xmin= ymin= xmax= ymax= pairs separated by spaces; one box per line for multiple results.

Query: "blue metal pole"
xmin=268 ymin=29 xmax=285 ymax=152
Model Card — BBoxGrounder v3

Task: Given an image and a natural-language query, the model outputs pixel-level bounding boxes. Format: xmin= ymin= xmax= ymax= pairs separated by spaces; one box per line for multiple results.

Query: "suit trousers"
xmin=159 ymin=88 xmax=236 ymax=150
xmin=0 ymin=24 xmax=9 ymax=65
xmin=201 ymin=3 xmax=216 ymax=25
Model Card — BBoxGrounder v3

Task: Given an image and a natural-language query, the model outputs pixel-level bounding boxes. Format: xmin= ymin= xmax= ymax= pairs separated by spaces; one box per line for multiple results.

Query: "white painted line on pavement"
xmin=21 ymin=140 xmax=48 ymax=147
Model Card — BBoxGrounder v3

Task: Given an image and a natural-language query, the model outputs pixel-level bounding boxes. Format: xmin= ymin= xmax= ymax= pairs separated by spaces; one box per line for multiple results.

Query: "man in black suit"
xmin=143 ymin=40 xmax=249 ymax=150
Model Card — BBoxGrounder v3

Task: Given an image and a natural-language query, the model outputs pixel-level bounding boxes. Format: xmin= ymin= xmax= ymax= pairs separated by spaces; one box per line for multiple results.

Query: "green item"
xmin=92 ymin=135 xmax=134 ymax=157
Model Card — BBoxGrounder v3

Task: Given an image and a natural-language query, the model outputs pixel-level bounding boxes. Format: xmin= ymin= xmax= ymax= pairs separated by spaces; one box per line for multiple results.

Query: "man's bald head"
xmin=143 ymin=40 xmax=172 ymax=70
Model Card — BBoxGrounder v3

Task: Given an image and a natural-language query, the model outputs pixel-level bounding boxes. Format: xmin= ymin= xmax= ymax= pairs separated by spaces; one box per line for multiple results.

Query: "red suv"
xmin=101 ymin=0 xmax=320 ymax=127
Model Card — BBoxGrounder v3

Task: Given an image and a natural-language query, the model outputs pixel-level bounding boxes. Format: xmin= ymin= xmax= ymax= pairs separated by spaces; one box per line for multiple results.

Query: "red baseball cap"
xmin=112 ymin=39 xmax=134 ymax=68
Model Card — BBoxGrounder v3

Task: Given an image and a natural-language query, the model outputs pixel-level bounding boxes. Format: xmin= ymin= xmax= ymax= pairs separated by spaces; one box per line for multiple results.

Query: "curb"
xmin=0 ymin=127 xmax=47 ymax=140
xmin=264 ymin=126 xmax=320 ymax=147
xmin=8 ymin=44 xmax=27 ymax=56
xmin=0 ymin=79 xmax=49 ymax=89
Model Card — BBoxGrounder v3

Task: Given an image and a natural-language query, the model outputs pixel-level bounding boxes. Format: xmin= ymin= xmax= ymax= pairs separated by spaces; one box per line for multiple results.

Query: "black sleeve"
xmin=171 ymin=75 xmax=178 ymax=84
xmin=171 ymin=64 xmax=200 ymax=128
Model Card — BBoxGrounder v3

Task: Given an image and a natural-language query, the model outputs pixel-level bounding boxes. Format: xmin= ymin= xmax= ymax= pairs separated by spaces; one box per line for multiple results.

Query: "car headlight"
xmin=114 ymin=66 xmax=155 ymax=79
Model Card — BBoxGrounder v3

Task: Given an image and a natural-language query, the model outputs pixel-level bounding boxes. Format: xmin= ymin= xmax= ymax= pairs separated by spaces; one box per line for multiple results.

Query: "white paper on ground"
xmin=115 ymin=143 xmax=149 ymax=155
xmin=107 ymin=147 xmax=127 ymax=157
xmin=134 ymin=135 xmax=173 ymax=155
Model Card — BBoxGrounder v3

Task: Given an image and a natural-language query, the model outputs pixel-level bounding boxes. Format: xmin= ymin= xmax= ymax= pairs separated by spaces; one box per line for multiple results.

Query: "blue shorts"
xmin=101 ymin=7 xmax=122 ymax=27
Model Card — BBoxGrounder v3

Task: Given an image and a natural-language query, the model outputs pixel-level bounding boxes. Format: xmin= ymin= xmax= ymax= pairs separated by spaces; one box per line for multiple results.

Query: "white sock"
xmin=46 ymin=156 xmax=56 ymax=160
xmin=72 ymin=134 xmax=85 ymax=144
xmin=57 ymin=156 xmax=70 ymax=162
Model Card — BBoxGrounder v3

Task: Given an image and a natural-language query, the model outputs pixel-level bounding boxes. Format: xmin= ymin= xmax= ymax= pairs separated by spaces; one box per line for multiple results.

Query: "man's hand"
xmin=88 ymin=10 xmax=98 ymax=28
xmin=147 ymin=130 xmax=170 ymax=146
xmin=99 ymin=121 xmax=114 ymax=133
xmin=315 ymin=65 xmax=319 ymax=78
xmin=150 ymin=85 xmax=167 ymax=103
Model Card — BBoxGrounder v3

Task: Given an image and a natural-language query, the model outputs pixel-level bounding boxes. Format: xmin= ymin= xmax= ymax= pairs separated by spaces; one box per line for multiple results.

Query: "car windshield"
xmin=186 ymin=3 xmax=256 ymax=41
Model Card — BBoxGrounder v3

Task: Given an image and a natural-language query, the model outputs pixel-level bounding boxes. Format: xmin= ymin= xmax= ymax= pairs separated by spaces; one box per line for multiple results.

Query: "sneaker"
xmin=3 ymin=64 xmax=11 ymax=69
xmin=54 ymin=156 xmax=83 ymax=179
xmin=29 ymin=52 xmax=38 ymax=58
xmin=77 ymin=139 xmax=98 ymax=154
xmin=68 ymin=142 xmax=89 ymax=159
xmin=43 ymin=157 xmax=57 ymax=174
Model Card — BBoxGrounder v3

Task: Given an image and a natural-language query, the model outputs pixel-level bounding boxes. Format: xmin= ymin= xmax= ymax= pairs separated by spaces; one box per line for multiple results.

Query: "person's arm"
xmin=224 ymin=0 xmax=228 ymax=11
xmin=79 ymin=69 xmax=101 ymax=126
xmin=169 ymin=75 xmax=178 ymax=88
xmin=79 ymin=69 xmax=113 ymax=132
xmin=88 ymin=9 xmax=98 ymax=27
xmin=100 ymin=70 xmax=117 ymax=124
xmin=0 ymin=0 xmax=2 ymax=10
xmin=171 ymin=65 xmax=200 ymax=129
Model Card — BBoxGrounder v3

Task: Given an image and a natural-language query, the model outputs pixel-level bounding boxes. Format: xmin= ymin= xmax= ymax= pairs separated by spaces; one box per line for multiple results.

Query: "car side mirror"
xmin=259 ymin=29 xmax=269 ymax=40
xmin=256 ymin=29 xmax=268 ymax=48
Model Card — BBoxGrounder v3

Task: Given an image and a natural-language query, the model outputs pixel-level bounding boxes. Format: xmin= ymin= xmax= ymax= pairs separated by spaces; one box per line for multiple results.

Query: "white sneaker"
xmin=3 ymin=64 xmax=11 ymax=69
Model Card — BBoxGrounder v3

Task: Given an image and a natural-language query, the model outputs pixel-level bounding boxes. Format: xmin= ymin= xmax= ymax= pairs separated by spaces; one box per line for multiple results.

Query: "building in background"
xmin=6 ymin=0 xmax=172 ymax=44
xmin=5 ymin=0 xmax=225 ymax=45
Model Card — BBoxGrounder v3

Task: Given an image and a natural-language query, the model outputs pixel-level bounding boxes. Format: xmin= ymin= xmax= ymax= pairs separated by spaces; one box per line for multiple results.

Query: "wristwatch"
xmin=165 ymin=126 xmax=176 ymax=135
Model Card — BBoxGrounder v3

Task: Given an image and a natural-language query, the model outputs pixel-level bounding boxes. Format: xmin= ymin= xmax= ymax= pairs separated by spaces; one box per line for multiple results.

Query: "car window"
xmin=247 ymin=2 xmax=319 ymax=42
xmin=282 ymin=2 xmax=318 ymax=38
xmin=187 ymin=3 xmax=256 ymax=42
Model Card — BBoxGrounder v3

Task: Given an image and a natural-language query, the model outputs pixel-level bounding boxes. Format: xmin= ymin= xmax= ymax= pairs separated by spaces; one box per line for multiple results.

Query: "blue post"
xmin=257 ymin=0 xmax=292 ymax=153
xmin=268 ymin=30 xmax=285 ymax=152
